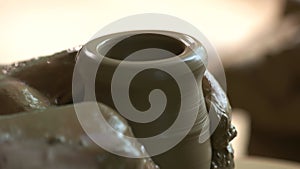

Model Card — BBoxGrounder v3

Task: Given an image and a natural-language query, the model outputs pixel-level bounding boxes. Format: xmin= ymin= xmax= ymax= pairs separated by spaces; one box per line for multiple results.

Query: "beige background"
xmin=0 ymin=0 xmax=283 ymax=64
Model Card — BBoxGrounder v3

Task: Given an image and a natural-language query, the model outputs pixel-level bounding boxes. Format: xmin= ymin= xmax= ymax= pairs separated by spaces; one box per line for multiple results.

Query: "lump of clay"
xmin=0 ymin=78 xmax=50 ymax=115
xmin=0 ymin=102 xmax=158 ymax=169
xmin=0 ymin=139 xmax=110 ymax=169
xmin=1 ymin=50 xmax=77 ymax=105
xmin=0 ymin=49 xmax=158 ymax=169
xmin=203 ymin=71 xmax=237 ymax=169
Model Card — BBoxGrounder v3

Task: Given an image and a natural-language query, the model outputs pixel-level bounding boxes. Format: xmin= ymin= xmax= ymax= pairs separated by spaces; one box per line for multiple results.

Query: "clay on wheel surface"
xmin=0 ymin=48 xmax=236 ymax=169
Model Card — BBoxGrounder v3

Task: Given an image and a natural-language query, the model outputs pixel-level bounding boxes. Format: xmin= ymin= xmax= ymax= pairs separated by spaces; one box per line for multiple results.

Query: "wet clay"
xmin=1 ymin=50 xmax=77 ymax=105
xmin=0 ymin=31 xmax=236 ymax=169
xmin=78 ymin=31 xmax=211 ymax=169
xmin=203 ymin=71 xmax=237 ymax=169
xmin=0 ymin=102 xmax=159 ymax=169
xmin=78 ymin=31 xmax=236 ymax=169
xmin=0 ymin=78 xmax=50 ymax=115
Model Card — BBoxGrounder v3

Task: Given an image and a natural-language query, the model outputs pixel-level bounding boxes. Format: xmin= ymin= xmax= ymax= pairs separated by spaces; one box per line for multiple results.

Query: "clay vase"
xmin=76 ymin=30 xmax=211 ymax=169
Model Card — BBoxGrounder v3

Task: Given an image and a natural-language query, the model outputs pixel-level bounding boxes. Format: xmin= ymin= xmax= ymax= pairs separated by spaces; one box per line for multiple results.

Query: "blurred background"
xmin=0 ymin=0 xmax=299 ymax=167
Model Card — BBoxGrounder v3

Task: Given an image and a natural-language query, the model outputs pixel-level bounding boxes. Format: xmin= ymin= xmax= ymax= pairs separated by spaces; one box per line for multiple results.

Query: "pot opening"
xmin=99 ymin=33 xmax=186 ymax=61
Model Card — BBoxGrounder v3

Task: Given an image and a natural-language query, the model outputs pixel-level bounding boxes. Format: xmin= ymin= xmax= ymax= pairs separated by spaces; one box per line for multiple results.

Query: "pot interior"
xmin=98 ymin=33 xmax=186 ymax=61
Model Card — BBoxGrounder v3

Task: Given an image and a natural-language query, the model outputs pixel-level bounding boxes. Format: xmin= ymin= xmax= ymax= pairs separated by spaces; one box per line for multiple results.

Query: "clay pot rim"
xmin=81 ymin=30 xmax=207 ymax=70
